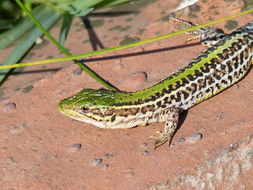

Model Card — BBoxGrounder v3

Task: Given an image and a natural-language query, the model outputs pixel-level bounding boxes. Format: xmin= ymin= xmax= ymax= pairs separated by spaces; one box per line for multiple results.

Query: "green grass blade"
xmin=3 ymin=7 xmax=253 ymax=70
xmin=0 ymin=9 xmax=60 ymax=82
xmin=0 ymin=20 xmax=15 ymax=30
xmin=94 ymin=0 xmax=132 ymax=8
xmin=59 ymin=12 xmax=73 ymax=46
xmin=67 ymin=7 xmax=94 ymax=17
xmin=58 ymin=0 xmax=104 ymax=11
xmin=59 ymin=8 xmax=94 ymax=46
xmin=0 ymin=5 xmax=47 ymax=49
xmin=15 ymin=0 xmax=116 ymax=90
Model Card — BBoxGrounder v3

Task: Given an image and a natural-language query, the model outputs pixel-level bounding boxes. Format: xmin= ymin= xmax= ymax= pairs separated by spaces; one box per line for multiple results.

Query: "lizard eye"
xmin=81 ymin=107 xmax=89 ymax=113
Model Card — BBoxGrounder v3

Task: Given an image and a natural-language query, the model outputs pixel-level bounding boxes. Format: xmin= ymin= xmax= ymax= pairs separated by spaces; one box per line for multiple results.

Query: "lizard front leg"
xmin=150 ymin=107 xmax=180 ymax=149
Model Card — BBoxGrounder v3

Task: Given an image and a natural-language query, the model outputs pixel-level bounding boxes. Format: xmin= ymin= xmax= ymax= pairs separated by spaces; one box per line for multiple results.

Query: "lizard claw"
xmin=149 ymin=131 xmax=172 ymax=150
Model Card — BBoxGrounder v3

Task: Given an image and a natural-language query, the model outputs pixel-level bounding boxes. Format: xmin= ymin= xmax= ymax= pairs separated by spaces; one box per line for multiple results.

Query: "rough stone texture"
xmin=147 ymin=135 xmax=253 ymax=190
xmin=0 ymin=0 xmax=253 ymax=189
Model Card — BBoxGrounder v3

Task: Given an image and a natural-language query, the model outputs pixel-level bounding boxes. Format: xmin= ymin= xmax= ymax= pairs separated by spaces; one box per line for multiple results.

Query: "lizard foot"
xmin=149 ymin=131 xmax=172 ymax=150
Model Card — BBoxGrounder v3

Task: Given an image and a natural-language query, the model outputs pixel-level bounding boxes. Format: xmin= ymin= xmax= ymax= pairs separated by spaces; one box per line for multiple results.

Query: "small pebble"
xmin=99 ymin=163 xmax=109 ymax=169
xmin=170 ymin=143 xmax=176 ymax=147
xmin=72 ymin=68 xmax=82 ymax=75
xmin=91 ymin=158 xmax=103 ymax=166
xmin=22 ymin=85 xmax=34 ymax=93
xmin=91 ymin=158 xmax=109 ymax=169
xmin=10 ymin=122 xmax=30 ymax=134
xmin=68 ymin=143 xmax=82 ymax=152
xmin=178 ymin=137 xmax=186 ymax=143
xmin=179 ymin=133 xmax=203 ymax=144
xmin=36 ymin=38 xmax=43 ymax=44
xmin=3 ymin=102 xmax=16 ymax=111
xmin=216 ymin=112 xmax=225 ymax=120
xmin=19 ymin=122 xmax=30 ymax=128
xmin=186 ymin=133 xmax=203 ymax=143
xmin=6 ymin=156 xmax=16 ymax=164
xmin=141 ymin=150 xmax=149 ymax=155
xmin=104 ymin=153 xmax=113 ymax=158
xmin=232 ymin=120 xmax=244 ymax=126
xmin=229 ymin=143 xmax=239 ymax=152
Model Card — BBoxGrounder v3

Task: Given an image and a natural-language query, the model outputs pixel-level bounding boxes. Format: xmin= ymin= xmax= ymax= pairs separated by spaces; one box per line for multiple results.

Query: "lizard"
xmin=58 ymin=19 xmax=253 ymax=149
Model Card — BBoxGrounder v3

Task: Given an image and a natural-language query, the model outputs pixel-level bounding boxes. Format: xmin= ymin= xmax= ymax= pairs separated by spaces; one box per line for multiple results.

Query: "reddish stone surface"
xmin=0 ymin=0 xmax=253 ymax=189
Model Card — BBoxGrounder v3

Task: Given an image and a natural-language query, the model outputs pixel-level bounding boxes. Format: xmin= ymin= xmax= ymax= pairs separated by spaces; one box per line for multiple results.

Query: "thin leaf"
xmin=0 ymin=20 xmax=15 ymax=30
xmin=59 ymin=12 xmax=73 ymax=46
xmin=69 ymin=7 xmax=93 ymax=17
xmin=94 ymin=0 xmax=132 ymax=8
xmin=59 ymin=8 xmax=94 ymax=46
xmin=58 ymin=0 xmax=103 ymax=14
xmin=0 ymin=8 xmax=60 ymax=82
xmin=0 ymin=5 xmax=47 ymax=49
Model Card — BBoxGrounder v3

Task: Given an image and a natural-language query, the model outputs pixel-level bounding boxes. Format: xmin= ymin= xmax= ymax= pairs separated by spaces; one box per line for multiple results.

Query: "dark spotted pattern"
xmin=112 ymin=27 xmax=253 ymax=114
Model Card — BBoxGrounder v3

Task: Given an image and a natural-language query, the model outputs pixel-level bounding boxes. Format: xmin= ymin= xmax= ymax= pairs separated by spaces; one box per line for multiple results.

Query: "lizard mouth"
xmin=57 ymin=103 xmax=105 ymax=128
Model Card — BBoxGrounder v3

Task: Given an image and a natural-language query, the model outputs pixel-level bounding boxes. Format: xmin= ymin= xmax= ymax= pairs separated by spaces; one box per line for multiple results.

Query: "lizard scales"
xmin=58 ymin=20 xmax=253 ymax=148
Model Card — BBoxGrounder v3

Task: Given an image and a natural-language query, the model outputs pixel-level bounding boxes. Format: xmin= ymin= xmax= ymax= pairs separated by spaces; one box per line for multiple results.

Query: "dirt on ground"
xmin=0 ymin=0 xmax=253 ymax=189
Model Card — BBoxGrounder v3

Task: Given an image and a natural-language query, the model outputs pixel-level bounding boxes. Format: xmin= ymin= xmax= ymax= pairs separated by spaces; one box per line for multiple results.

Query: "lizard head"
xmin=58 ymin=88 xmax=116 ymax=128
